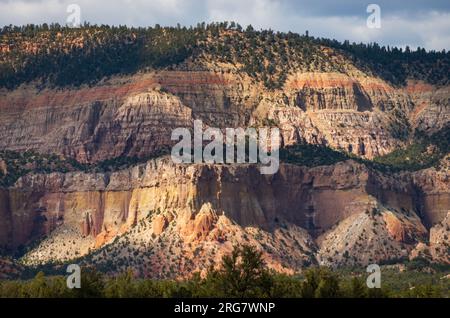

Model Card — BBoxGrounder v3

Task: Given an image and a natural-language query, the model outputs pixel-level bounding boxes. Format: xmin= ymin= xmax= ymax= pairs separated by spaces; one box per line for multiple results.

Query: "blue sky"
xmin=1 ymin=0 xmax=449 ymax=50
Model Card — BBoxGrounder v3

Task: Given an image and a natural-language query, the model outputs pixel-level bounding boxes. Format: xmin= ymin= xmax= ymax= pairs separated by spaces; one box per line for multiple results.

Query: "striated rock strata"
xmin=0 ymin=158 xmax=447 ymax=277
xmin=1 ymin=71 xmax=448 ymax=162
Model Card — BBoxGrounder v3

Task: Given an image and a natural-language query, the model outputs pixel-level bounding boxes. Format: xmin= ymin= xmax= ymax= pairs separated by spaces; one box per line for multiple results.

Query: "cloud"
xmin=0 ymin=0 xmax=449 ymax=50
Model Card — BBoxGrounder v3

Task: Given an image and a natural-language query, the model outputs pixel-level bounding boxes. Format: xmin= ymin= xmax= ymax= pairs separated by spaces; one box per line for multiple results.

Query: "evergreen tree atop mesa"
xmin=1 ymin=22 xmax=449 ymax=89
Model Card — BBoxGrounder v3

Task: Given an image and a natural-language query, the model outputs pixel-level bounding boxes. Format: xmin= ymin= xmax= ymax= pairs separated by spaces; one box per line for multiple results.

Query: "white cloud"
xmin=206 ymin=0 xmax=282 ymax=26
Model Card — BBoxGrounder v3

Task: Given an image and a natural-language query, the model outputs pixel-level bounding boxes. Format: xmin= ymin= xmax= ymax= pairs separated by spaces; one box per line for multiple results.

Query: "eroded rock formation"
xmin=0 ymin=157 xmax=446 ymax=277
xmin=1 ymin=71 xmax=448 ymax=161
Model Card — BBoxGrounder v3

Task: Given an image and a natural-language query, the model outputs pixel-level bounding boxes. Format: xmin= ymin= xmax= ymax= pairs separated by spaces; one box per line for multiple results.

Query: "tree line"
xmin=0 ymin=245 xmax=447 ymax=298
xmin=1 ymin=22 xmax=448 ymax=89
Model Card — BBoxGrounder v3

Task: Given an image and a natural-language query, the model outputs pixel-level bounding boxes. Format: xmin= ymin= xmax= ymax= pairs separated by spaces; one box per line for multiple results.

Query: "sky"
xmin=0 ymin=0 xmax=449 ymax=51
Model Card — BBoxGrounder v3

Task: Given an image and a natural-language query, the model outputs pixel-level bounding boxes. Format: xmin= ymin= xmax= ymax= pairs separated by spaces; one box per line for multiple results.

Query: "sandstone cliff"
xmin=0 ymin=157 xmax=444 ymax=277
xmin=0 ymin=25 xmax=449 ymax=280
xmin=1 ymin=70 xmax=448 ymax=162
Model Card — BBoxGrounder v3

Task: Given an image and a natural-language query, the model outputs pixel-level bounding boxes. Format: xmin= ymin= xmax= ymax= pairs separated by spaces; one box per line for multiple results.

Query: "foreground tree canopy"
xmin=0 ymin=245 xmax=448 ymax=298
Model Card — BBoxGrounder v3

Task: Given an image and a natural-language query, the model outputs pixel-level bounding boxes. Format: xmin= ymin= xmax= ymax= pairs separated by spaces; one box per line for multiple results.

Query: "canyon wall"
xmin=1 ymin=71 xmax=447 ymax=162
xmin=0 ymin=69 xmax=448 ymax=274
xmin=0 ymin=76 xmax=193 ymax=163
xmin=406 ymin=81 xmax=450 ymax=133
xmin=0 ymin=158 xmax=447 ymax=273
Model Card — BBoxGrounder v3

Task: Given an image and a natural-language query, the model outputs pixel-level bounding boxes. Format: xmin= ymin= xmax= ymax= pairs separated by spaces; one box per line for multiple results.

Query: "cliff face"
xmin=411 ymin=167 xmax=450 ymax=228
xmin=1 ymin=71 xmax=447 ymax=162
xmin=0 ymin=70 xmax=262 ymax=163
xmin=0 ymin=26 xmax=448 ymax=280
xmin=154 ymin=71 xmax=261 ymax=128
xmin=0 ymin=63 xmax=448 ymax=276
xmin=254 ymin=72 xmax=417 ymax=158
xmin=0 ymin=75 xmax=193 ymax=163
xmin=406 ymin=81 xmax=450 ymax=133
xmin=0 ymin=158 xmax=446 ymax=276
xmin=285 ymin=72 xmax=412 ymax=112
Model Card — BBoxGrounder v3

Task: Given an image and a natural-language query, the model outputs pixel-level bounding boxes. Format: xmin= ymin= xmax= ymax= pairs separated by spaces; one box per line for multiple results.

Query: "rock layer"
xmin=1 ymin=71 xmax=448 ymax=161
xmin=0 ymin=158 xmax=446 ymax=275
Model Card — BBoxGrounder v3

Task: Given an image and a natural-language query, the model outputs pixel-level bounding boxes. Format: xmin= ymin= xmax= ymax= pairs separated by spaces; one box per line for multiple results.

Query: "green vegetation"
xmin=0 ymin=125 xmax=448 ymax=188
xmin=0 ymin=245 xmax=448 ymax=298
xmin=0 ymin=150 xmax=75 ymax=187
xmin=372 ymin=125 xmax=450 ymax=172
xmin=280 ymin=144 xmax=349 ymax=167
xmin=1 ymin=125 xmax=448 ymax=189
xmin=0 ymin=24 xmax=197 ymax=88
xmin=1 ymin=22 xmax=449 ymax=90
xmin=278 ymin=125 xmax=450 ymax=173
xmin=317 ymin=38 xmax=450 ymax=86
xmin=0 ymin=147 xmax=170 ymax=187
